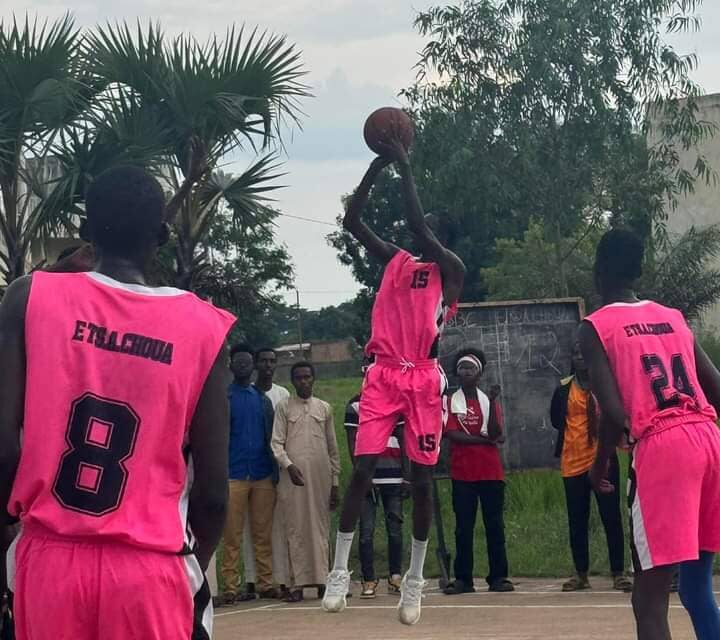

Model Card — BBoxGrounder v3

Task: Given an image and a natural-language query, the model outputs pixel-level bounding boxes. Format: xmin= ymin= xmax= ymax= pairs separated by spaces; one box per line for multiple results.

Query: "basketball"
xmin=363 ymin=107 xmax=415 ymax=156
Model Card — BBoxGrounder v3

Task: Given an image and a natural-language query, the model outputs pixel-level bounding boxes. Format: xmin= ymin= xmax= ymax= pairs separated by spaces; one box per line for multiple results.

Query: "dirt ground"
xmin=213 ymin=577 xmax=701 ymax=640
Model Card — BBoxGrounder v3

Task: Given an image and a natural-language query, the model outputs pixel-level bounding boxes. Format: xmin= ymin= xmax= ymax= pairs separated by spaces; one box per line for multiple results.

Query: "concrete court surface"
xmin=213 ymin=577 xmax=701 ymax=640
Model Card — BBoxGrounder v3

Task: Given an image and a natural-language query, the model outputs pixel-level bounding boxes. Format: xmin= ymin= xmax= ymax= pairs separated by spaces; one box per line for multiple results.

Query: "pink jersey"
xmin=586 ymin=300 xmax=716 ymax=440
xmin=9 ymin=271 xmax=235 ymax=553
xmin=365 ymin=249 xmax=456 ymax=361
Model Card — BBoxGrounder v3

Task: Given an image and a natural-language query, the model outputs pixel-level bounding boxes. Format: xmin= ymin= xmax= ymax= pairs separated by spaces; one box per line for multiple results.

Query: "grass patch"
xmin=305 ymin=378 xmax=632 ymax=579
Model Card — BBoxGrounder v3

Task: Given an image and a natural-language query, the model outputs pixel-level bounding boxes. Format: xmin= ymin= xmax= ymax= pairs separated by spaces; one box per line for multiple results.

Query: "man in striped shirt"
xmin=345 ymin=394 xmax=407 ymax=599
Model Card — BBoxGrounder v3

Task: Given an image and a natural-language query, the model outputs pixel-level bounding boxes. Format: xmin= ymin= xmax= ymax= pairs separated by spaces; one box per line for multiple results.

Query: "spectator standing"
xmin=241 ymin=348 xmax=291 ymax=599
xmin=272 ymin=362 xmax=341 ymax=602
xmin=550 ymin=341 xmax=632 ymax=592
xmin=220 ymin=344 xmax=277 ymax=604
xmin=443 ymin=348 xmax=514 ymax=594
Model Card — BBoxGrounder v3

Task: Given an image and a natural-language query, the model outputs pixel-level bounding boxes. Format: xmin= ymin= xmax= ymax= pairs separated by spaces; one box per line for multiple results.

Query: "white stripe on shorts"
xmin=631 ymin=456 xmax=653 ymax=570
xmin=5 ymin=524 xmax=21 ymax=592
xmin=184 ymin=553 xmax=213 ymax=639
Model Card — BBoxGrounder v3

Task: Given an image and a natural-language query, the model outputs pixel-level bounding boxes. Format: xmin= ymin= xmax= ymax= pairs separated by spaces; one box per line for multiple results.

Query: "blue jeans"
xmin=359 ymin=485 xmax=404 ymax=581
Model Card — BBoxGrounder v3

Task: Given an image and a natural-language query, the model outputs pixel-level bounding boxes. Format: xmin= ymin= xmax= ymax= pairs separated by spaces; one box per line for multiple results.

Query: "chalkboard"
xmin=437 ymin=298 xmax=585 ymax=472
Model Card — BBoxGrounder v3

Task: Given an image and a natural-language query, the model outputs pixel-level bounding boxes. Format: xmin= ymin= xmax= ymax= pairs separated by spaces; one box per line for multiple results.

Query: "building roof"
xmin=276 ymin=343 xmax=311 ymax=352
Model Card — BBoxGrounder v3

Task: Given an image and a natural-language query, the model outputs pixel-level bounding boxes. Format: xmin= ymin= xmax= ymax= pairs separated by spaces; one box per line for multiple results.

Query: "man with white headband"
xmin=443 ymin=348 xmax=514 ymax=594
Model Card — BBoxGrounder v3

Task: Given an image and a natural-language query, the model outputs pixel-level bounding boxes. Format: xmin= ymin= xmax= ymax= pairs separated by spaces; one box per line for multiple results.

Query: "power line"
xmin=297 ymin=290 xmax=359 ymax=294
xmin=278 ymin=213 xmax=337 ymax=227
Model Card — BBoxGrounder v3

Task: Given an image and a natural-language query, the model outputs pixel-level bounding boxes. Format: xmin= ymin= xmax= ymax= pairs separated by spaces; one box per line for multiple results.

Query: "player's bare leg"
xmin=632 ymin=564 xmax=674 ymax=639
xmin=322 ymin=455 xmax=379 ymax=613
xmin=397 ymin=462 xmax=433 ymax=625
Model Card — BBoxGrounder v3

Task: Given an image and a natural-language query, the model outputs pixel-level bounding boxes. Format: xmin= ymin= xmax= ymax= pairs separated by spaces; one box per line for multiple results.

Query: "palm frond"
xmin=0 ymin=14 xmax=94 ymax=176
xmin=198 ymin=154 xmax=285 ymax=229
xmin=86 ymin=21 xmax=169 ymax=103
xmin=22 ymin=91 xmax=175 ymax=244
xmin=643 ymin=225 xmax=720 ymax=318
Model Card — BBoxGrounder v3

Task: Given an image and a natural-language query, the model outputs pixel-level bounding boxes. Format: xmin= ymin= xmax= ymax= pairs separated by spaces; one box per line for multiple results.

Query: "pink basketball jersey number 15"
xmin=52 ymin=393 xmax=140 ymax=516
xmin=411 ymin=270 xmax=430 ymax=289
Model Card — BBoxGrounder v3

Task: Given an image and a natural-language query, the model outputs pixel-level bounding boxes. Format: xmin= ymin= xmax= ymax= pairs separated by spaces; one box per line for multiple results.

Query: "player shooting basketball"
xmin=322 ymin=109 xmax=465 ymax=626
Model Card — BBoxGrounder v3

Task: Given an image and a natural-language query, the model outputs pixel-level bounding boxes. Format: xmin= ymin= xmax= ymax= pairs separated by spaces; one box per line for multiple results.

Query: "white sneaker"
xmin=322 ymin=569 xmax=351 ymax=613
xmin=398 ymin=573 xmax=425 ymax=625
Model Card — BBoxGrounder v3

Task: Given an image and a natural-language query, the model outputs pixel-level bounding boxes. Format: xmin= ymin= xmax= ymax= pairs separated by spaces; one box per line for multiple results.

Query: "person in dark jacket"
xmin=220 ymin=344 xmax=277 ymax=604
xmin=550 ymin=341 xmax=631 ymax=592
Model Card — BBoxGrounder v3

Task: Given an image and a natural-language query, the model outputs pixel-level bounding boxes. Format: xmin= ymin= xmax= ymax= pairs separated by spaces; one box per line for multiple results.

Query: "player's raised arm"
xmin=343 ymin=157 xmax=400 ymax=264
xmin=187 ymin=347 xmax=231 ymax=571
xmin=0 ymin=276 xmax=31 ymax=527
xmin=383 ymin=139 xmax=465 ymax=305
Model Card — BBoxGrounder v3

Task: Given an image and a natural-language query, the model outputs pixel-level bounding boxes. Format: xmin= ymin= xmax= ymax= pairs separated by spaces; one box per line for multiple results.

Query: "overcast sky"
xmin=5 ymin=1 xmax=720 ymax=309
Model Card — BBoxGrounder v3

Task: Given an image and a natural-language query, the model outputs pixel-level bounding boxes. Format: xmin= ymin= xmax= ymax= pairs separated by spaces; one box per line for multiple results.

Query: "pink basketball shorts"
xmin=8 ymin=524 xmax=212 ymax=640
xmin=355 ymin=356 xmax=446 ymax=465
xmin=629 ymin=420 xmax=720 ymax=571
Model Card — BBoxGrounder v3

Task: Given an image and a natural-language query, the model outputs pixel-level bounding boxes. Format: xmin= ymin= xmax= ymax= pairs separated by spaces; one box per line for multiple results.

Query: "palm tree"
xmin=641 ymin=225 xmax=720 ymax=319
xmin=0 ymin=15 xmax=96 ymax=281
xmin=84 ymin=22 xmax=308 ymax=288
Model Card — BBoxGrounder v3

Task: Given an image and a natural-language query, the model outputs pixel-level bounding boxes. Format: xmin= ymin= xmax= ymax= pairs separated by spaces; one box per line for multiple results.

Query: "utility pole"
xmin=296 ymin=289 xmax=304 ymax=356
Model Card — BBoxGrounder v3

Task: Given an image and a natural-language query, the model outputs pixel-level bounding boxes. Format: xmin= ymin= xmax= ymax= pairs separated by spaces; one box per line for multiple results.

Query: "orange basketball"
xmin=363 ymin=107 xmax=415 ymax=156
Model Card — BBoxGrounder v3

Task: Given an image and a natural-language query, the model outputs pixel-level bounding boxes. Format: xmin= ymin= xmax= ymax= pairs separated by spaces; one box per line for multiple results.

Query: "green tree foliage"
xmin=485 ymin=220 xmax=720 ymax=319
xmin=0 ymin=15 xmax=97 ymax=281
xmin=641 ymin=225 xmax=720 ymax=319
xmin=481 ymin=218 xmax=603 ymax=304
xmin=301 ymin=300 xmax=365 ymax=345
xmin=0 ymin=15 xmax=308 ymax=309
xmin=331 ymin=0 xmax=715 ymax=305
xmin=161 ymin=202 xmax=295 ymax=346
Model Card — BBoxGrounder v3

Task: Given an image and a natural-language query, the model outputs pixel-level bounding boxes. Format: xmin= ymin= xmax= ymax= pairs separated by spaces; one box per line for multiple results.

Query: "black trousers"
xmin=452 ymin=480 xmax=509 ymax=585
xmin=358 ymin=485 xmax=404 ymax=581
xmin=563 ymin=455 xmax=624 ymax=574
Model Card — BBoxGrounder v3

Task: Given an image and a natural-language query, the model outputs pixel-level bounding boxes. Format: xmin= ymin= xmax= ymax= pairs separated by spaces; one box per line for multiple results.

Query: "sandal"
xmin=360 ymin=580 xmax=379 ymax=599
xmin=613 ymin=575 xmax=633 ymax=592
xmin=562 ymin=575 xmax=590 ymax=592
xmin=284 ymin=589 xmax=304 ymax=603
xmin=388 ymin=574 xmax=402 ymax=595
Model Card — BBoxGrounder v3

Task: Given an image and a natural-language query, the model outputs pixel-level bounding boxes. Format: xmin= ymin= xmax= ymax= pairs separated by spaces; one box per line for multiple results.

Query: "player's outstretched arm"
xmin=343 ymin=157 xmax=399 ymax=264
xmin=694 ymin=339 xmax=720 ymax=414
xmin=578 ymin=321 xmax=626 ymax=491
xmin=0 ymin=276 xmax=31 ymax=527
xmin=188 ymin=348 xmax=231 ymax=571
xmin=387 ymin=142 xmax=465 ymax=305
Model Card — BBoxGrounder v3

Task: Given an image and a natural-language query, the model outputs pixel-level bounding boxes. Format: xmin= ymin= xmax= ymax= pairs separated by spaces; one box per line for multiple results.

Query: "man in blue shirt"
xmin=220 ymin=344 xmax=276 ymax=604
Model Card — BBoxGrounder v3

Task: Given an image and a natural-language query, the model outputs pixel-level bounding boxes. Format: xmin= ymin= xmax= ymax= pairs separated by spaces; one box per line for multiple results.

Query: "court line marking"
xmin=215 ymin=590 xmax=720 ymax=618
xmin=215 ymin=602 xmax=694 ymax=617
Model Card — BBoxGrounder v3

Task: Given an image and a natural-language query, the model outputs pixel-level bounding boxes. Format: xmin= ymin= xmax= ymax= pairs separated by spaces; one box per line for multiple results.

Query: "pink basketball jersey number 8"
xmin=52 ymin=393 xmax=140 ymax=516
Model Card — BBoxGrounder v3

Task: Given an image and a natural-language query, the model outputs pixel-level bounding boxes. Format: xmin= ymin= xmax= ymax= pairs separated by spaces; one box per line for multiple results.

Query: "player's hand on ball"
xmin=589 ymin=459 xmax=614 ymax=494
xmin=377 ymin=135 xmax=410 ymax=166
xmin=329 ymin=486 xmax=339 ymax=511
xmin=369 ymin=156 xmax=392 ymax=173
xmin=288 ymin=464 xmax=305 ymax=487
